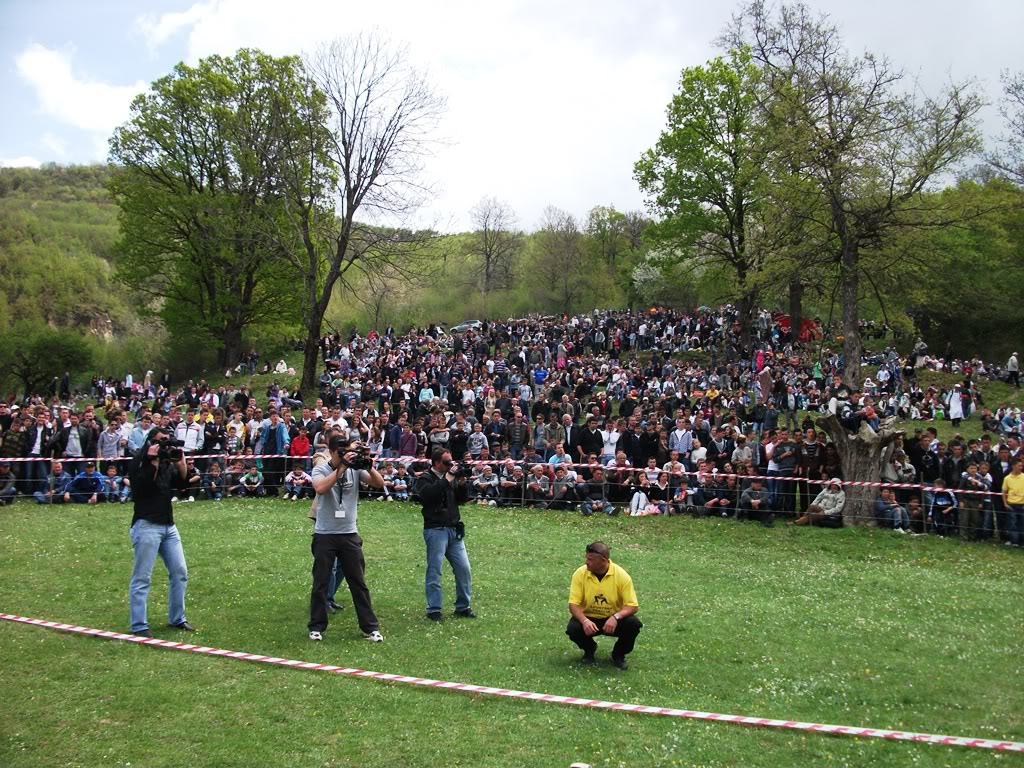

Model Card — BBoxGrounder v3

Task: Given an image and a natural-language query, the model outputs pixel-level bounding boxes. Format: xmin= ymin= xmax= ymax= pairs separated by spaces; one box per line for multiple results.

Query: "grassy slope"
xmin=1 ymin=499 xmax=1021 ymax=768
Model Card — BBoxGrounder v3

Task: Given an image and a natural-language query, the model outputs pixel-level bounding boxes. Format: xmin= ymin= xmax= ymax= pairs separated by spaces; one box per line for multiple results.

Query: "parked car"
xmin=449 ymin=320 xmax=483 ymax=333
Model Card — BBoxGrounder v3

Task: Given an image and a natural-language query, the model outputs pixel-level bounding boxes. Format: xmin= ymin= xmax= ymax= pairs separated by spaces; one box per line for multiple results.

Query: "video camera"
xmin=337 ymin=441 xmax=374 ymax=471
xmin=451 ymin=463 xmax=475 ymax=480
xmin=153 ymin=438 xmax=186 ymax=462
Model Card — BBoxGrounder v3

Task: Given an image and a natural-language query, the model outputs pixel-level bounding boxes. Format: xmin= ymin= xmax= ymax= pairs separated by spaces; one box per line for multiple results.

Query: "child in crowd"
xmin=284 ymin=463 xmax=313 ymax=500
xmin=203 ymin=462 xmax=225 ymax=501
xmin=225 ymin=460 xmax=247 ymax=497
xmin=100 ymin=463 xmax=125 ymax=503
xmin=240 ymin=467 xmax=265 ymax=497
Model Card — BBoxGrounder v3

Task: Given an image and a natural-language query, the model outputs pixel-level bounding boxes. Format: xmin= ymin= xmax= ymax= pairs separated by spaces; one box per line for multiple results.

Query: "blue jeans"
xmin=582 ymin=499 xmax=615 ymax=516
xmin=26 ymin=457 xmax=49 ymax=494
xmin=423 ymin=527 xmax=472 ymax=613
xmin=1008 ymin=504 xmax=1024 ymax=546
xmin=129 ymin=520 xmax=188 ymax=632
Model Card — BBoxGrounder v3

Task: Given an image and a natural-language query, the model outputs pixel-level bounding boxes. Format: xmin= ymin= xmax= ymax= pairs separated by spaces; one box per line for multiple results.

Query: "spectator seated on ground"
xmin=795 ymin=478 xmax=845 ymax=528
xmin=739 ymin=477 xmax=773 ymax=526
xmin=874 ymin=487 xmax=912 ymax=533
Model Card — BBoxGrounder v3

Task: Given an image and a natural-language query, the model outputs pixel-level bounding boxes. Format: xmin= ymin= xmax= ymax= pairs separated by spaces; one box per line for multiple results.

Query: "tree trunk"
xmin=300 ymin=331 xmax=321 ymax=400
xmin=789 ymin=279 xmax=803 ymax=345
xmin=737 ymin=288 xmax=755 ymax=357
xmin=220 ymin=320 xmax=244 ymax=370
xmin=816 ymin=413 xmax=903 ymax=525
xmin=841 ymin=241 xmax=863 ymax=389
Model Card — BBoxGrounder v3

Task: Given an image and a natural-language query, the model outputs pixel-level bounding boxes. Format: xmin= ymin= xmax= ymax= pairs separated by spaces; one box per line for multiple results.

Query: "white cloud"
xmin=41 ymin=132 xmax=67 ymax=158
xmin=0 ymin=156 xmax=42 ymax=168
xmin=136 ymin=3 xmax=217 ymax=50
xmin=15 ymin=43 xmax=148 ymax=138
xmin=127 ymin=0 xmax=1024 ymax=231
xmin=131 ymin=0 xmax=702 ymax=229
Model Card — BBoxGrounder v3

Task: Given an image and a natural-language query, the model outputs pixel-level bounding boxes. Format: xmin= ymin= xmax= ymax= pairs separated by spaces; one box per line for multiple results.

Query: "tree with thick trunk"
xmin=815 ymin=413 xmax=904 ymax=525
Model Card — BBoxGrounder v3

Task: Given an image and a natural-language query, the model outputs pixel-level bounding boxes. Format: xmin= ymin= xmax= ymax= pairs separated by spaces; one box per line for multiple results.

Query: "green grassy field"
xmin=1 ymin=499 xmax=1022 ymax=767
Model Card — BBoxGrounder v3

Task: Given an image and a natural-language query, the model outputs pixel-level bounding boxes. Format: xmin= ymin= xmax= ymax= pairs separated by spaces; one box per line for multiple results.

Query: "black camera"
xmin=452 ymin=463 xmax=475 ymax=479
xmin=342 ymin=442 xmax=374 ymax=471
xmin=155 ymin=438 xmax=185 ymax=461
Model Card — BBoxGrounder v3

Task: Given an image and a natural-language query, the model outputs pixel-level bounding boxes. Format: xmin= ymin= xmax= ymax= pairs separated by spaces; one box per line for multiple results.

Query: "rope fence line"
xmin=1 ymin=612 xmax=1021 ymax=753
xmin=2 ymin=451 xmax=1007 ymax=497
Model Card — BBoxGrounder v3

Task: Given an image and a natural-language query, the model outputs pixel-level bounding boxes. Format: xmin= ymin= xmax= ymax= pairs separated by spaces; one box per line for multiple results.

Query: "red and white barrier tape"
xmin=9 ymin=452 xmax=1005 ymax=497
xmin=2 ymin=612 xmax=1021 ymax=753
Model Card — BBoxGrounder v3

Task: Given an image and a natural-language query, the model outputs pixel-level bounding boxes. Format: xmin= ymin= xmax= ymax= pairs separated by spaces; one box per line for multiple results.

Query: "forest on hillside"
xmin=2 ymin=162 xmax=1022 ymax=383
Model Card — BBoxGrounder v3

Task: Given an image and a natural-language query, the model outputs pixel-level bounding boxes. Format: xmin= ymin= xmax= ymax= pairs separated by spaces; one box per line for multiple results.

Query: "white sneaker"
xmin=171 ymin=496 xmax=179 ymax=503
xmin=309 ymin=631 xmax=323 ymax=641
xmin=187 ymin=496 xmax=195 ymax=503
xmin=363 ymin=630 xmax=384 ymax=642
xmin=894 ymin=528 xmax=907 ymax=534
xmin=488 ymin=500 xmax=497 ymax=506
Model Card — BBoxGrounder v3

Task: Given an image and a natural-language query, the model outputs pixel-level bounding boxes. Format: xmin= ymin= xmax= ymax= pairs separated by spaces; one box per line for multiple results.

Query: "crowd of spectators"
xmin=1 ymin=306 xmax=1021 ymax=546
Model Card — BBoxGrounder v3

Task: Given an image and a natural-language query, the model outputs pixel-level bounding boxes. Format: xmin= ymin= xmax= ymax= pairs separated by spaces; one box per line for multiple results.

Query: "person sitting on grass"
xmin=203 ymin=462 xmax=225 ymax=501
xmin=579 ymin=466 xmax=615 ymax=516
xmin=671 ymin=478 xmax=704 ymax=516
xmin=566 ymin=541 xmax=642 ymax=670
xmin=874 ymin=487 xmax=912 ymax=533
xmin=392 ymin=464 xmax=411 ymax=502
xmin=548 ymin=465 xmax=579 ymax=510
xmin=284 ymin=463 xmax=314 ymax=500
xmin=240 ymin=467 xmax=265 ymax=497
xmin=472 ymin=464 xmax=499 ymax=505
xmin=794 ymin=478 xmax=845 ymax=528
xmin=34 ymin=460 xmax=72 ymax=505
xmin=224 ymin=460 xmax=246 ymax=497
xmin=0 ymin=461 xmax=17 ymax=506
xmin=525 ymin=464 xmax=551 ymax=507
xmin=99 ymin=463 xmax=126 ymax=503
xmin=68 ymin=461 xmax=104 ymax=504
xmin=738 ymin=477 xmax=773 ymax=526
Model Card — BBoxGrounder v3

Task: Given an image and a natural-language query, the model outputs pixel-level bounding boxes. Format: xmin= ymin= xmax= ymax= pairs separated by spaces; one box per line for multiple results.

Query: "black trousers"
xmin=263 ymin=457 xmax=285 ymax=495
xmin=566 ymin=615 xmax=642 ymax=659
xmin=309 ymin=533 xmax=379 ymax=634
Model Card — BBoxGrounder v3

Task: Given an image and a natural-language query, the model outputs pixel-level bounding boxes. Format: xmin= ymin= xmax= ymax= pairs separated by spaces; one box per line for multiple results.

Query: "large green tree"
xmin=0 ymin=320 xmax=93 ymax=397
xmin=108 ymin=49 xmax=308 ymax=368
xmin=635 ymin=48 xmax=773 ymax=351
xmin=726 ymin=1 xmax=983 ymax=387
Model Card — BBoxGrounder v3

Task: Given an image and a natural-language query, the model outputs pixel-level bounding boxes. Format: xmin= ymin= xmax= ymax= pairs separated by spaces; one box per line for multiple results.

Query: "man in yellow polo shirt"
xmin=1001 ymin=458 xmax=1024 ymax=547
xmin=566 ymin=541 xmax=642 ymax=669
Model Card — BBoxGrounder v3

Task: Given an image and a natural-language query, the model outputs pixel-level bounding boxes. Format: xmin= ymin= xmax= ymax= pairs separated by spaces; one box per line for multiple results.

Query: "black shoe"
xmin=134 ymin=629 xmax=153 ymax=638
xmin=611 ymin=655 xmax=628 ymax=670
xmin=426 ymin=611 xmax=443 ymax=621
xmin=581 ymin=652 xmax=596 ymax=665
xmin=327 ymin=600 xmax=344 ymax=614
xmin=454 ymin=608 xmax=477 ymax=619
xmin=169 ymin=621 xmax=195 ymax=632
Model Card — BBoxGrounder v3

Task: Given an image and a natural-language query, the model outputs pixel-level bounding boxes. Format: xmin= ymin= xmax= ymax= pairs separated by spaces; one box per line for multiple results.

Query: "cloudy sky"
xmin=2 ymin=0 xmax=1021 ymax=230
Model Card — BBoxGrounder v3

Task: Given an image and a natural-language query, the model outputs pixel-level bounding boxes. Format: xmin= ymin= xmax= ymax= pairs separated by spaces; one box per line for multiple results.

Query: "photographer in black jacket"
xmin=127 ymin=427 xmax=192 ymax=637
xmin=418 ymin=449 xmax=476 ymax=621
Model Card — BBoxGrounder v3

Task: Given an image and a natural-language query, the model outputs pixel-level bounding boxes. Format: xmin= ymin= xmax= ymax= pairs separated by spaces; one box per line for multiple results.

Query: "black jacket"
xmin=418 ymin=469 xmax=469 ymax=529
xmin=130 ymin=457 xmax=188 ymax=526
xmin=49 ymin=425 xmax=96 ymax=458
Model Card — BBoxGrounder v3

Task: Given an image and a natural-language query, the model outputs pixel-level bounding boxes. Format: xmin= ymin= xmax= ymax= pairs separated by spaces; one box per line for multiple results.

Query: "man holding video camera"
xmin=127 ymin=427 xmax=192 ymax=637
xmin=418 ymin=448 xmax=476 ymax=621
xmin=308 ymin=436 xmax=385 ymax=642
